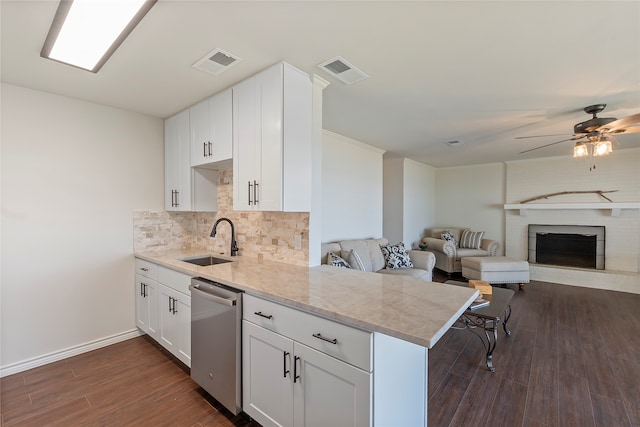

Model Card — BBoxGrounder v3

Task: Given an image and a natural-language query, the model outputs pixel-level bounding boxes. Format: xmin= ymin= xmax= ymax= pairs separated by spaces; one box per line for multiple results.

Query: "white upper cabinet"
xmin=233 ymin=62 xmax=312 ymax=212
xmin=190 ymin=88 xmax=233 ymax=167
xmin=165 ymin=109 xmax=192 ymax=211
xmin=165 ymin=109 xmax=218 ymax=212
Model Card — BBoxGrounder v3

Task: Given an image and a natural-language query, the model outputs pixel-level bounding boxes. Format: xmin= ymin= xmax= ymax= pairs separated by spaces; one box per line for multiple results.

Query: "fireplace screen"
xmin=536 ymin=233 xmax=597 ymax=269
xmin=528 ymin=225 xmax=605 ymax=270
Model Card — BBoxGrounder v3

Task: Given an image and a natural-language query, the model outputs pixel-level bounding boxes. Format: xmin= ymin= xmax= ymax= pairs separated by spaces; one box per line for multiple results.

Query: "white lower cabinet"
xmin=158 ymin=283 xmax=191 ymax=366
xmin=242 ymin=295 xmax=371 ymax=427
xmin=293 ymin=337 xmax=371 ymax=427
xmin=135 ymin=259 xmax=159 ymax=340
xmin=135 ymin=258 xmax=192 ymax=367
xmin=135 ymin=273 xmax=159 ymax=340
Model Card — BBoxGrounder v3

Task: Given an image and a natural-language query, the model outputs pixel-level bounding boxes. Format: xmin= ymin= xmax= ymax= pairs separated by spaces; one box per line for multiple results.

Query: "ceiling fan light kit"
xmin=573 ymin=136 xmax=613 ymax=158
xmin=517 ymin=103 xmax=640 ymax=170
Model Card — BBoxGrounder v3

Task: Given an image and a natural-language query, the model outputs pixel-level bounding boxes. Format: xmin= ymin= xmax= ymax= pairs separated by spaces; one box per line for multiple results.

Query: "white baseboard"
xmin=0 ymin=329 xmax=144 ymax=378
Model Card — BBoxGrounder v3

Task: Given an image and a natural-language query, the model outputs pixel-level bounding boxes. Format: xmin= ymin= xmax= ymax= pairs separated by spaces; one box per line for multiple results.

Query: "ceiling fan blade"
xmin=599 ymin=113 xmax=640 ymax=132
xmin=610 ymin=125 xmax=640 ymax=135
xmin=518 ymin=136 xmax=585 ymax=155
xmin=515 ymin=133 xmax=573 ymax=140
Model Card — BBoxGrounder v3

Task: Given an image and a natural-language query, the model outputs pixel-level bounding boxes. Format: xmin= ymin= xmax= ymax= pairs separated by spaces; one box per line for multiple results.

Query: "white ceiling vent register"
xmin=192 ymin=48 xmax=242 ymax=75
xmin=318 ymin=56 xmax=369 ymax=85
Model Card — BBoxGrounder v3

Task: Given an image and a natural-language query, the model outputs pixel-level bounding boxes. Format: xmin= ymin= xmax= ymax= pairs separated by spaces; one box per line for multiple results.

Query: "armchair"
xmin=420 ymin=227 xmax=500 ymax=275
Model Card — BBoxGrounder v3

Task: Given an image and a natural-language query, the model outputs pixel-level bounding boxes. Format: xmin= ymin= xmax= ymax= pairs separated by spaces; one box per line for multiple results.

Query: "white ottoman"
xmin=462 ymin=256 xmax=530 ymax=288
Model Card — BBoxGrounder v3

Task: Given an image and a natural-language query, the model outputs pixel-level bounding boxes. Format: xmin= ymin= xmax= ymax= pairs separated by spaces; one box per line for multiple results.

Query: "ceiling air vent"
xmin=192 ymin=48 xmax=242 ymax=75
xmin=318 ymin=56 xmax=369 ymax=85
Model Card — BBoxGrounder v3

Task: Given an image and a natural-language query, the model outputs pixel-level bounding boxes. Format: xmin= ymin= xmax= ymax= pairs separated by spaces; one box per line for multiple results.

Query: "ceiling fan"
xmin=517 ymin=104 xmax=640 ymax=155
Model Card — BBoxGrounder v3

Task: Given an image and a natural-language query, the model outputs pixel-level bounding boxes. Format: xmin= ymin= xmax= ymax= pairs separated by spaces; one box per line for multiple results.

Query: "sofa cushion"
xmin=455 ymin=248 xmax=488 ymax=259
xmin=342 ymin=249 xmax=365 ymax=271
xmin=459 ymin=229 xmax=484 ymax=249
xmin=377 ymin=267 xmax=430 ymax=280
xmin=328 ymin=252 xmax=351 ymax=268
xmin=431 ymin=227 xmax=464 ymax=241
xmin=380 ymin=242 xmax=414 ymax=269
xmin=368 ymin=238 xmax=388 ymax=271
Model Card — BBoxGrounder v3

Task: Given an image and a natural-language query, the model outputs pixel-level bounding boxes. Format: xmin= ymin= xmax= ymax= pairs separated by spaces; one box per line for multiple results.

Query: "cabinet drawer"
xmin=135 ymin=258 xmax=158 ymax=280
xmin=158 ymin=266 xmax=191 ymax=295
xmin=244 ymin=294 xmax=372 ymax=371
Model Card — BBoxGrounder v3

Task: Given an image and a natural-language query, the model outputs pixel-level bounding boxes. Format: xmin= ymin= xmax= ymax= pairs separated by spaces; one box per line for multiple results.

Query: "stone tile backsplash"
xmin=134 ymin=169 xmax=310 ymax=266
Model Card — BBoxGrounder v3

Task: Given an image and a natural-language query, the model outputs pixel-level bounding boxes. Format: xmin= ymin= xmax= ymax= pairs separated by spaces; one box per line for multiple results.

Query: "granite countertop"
xmin=135 ymin=249 xmax=479 ymax=349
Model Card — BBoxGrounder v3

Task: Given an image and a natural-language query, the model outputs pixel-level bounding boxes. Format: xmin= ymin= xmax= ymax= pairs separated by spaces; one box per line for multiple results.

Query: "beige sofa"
xmin=321 ymin=238 xmax=436 ymax=282
xmin=420 ymin=228 xmax=500 ymax=276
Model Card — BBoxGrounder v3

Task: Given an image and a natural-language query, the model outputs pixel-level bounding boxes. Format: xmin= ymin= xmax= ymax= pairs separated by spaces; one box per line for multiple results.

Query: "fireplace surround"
xmin=528 ymin=224 xmax=605 ymax=270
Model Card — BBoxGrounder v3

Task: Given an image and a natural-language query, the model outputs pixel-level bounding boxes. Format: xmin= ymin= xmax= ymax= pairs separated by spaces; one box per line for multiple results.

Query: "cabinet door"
xmin=257 ymin=63 xmax=284 ymax=211
xmin=158 ymin=285 xmax=179 ymax=353
xmin=210 ymin=88 xmax=233 ymax=163
xmin=165 ymin=110 xmax=191 ymax=211
xmin=293 ymin=342 xmax=371 ymax=427
xmin=157 ymin=285 xmax=191 ymax=367
xmin=190 ymin=99 xmax=211 ymax=166
xmin=174 ymin=290 xmax=191 ymax=366
xmin=135 ymin=274 xmax=150 ymax=333
xmin=243 ymin=321 xmax=294 ymax=427
xmin=233 ymin=77 xmax=261 ymax=210
xmin=135 ymin=274 xmax=159 ymax=340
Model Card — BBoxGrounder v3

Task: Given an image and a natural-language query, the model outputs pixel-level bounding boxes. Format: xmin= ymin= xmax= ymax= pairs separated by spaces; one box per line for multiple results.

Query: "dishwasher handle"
xmin=189 ymin=285 xmax=236 ymax=307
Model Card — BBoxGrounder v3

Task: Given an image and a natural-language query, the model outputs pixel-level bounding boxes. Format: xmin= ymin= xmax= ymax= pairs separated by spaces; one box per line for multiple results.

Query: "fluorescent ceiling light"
xmin=41 ymin=0 xmax=156 ymax=73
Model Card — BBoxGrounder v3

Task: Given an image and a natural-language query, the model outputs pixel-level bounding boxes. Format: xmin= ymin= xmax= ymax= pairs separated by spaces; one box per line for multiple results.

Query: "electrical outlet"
xmin=294 ymin=233 xmax=302 ymax=250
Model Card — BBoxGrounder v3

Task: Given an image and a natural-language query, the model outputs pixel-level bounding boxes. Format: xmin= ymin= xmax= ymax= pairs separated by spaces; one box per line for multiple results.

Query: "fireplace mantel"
xmin=504 ymin=202 xmax=640 ymax=217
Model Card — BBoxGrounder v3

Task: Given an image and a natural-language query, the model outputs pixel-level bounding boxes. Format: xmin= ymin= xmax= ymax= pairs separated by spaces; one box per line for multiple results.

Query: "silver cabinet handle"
xmin=140 ymin=267 xmax=149 ymax=272
xmin=208 ymin=141 xmax=212 ymax=157
xmin=283 ymin=351 xmax=290 ymax=378
xmin=253 ymin=180 xmax=259 ymax=204
xmin=294 ymin=356 xmax=301 ymax=383
xmin=312 ymin=333 xmax=338 ymax=345
xmin=254 ymin=311 xmax=273 ymax=319
xmin=203 ymin=142 xmax=207 ymax=157
xmin=248 ymin=181 xmax=253 ymax=205
xmin=171 ymin=190 xmax=180 ymax=207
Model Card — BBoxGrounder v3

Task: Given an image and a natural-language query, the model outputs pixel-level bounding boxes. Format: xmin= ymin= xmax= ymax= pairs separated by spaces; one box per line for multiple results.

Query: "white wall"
xmin=382 ymin=158 xmax=403 ymax=243
xmin=383 ymin=157 xmax=435 ymax=248
xmin=321 ymin=130 xmax=385 ymax=242
xmin=402 ymin=159 xmax=436 ymax=248
xmin=434 ymin=163 xmax=505 ymax=249
xmin=1 ymin=84 xmax=164 ymax=371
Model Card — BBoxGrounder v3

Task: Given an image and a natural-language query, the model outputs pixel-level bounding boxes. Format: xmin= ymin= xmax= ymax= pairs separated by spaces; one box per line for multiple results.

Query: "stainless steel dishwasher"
xmin=190 ymin=277 xmax=243 ymax=415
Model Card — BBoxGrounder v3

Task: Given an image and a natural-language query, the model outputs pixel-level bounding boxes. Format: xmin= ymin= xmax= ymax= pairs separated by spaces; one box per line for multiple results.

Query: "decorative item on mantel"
xmin=519 ymin=190 xmax=617 ymax=204
xmin=503 ymin=189 xmax=640 ymax=217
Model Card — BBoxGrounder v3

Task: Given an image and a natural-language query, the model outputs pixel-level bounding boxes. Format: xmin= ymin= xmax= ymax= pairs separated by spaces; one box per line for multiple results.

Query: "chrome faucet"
xmin=210 ymin=217 xmax=239 ymax=256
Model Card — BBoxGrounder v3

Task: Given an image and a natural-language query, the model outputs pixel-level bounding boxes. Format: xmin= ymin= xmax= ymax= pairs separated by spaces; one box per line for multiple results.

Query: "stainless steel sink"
xmin=180 ymin=255 xmax=233 ymax=266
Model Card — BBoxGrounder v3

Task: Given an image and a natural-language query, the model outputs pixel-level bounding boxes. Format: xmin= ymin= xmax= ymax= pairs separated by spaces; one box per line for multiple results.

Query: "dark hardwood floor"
xmin=2 ymin=273 xmax=639 ymax=426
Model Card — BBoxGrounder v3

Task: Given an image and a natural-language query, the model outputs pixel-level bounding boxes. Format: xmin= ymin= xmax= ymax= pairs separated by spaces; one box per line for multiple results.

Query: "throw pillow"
xmin=380 ymin=242 xmax=413 ymax=269
xmin=441 ymin=230 xmax=458 ymax=247
xmin=328 ymin=252 xmax=351 ymax=268
xmin=342 ymin=249 xmax=365 ymax=271
xmin=460 ymin=229 xmax=484 ymax=249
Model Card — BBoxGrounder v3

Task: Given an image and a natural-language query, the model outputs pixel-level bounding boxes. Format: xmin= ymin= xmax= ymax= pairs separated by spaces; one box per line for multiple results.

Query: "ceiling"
xmin=2 ymin=1 xmax=639 ymax=168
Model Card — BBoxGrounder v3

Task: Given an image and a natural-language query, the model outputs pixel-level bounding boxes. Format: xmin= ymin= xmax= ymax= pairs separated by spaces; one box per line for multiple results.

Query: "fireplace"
xmin=528 ymin=225 xmax=605 ymax=270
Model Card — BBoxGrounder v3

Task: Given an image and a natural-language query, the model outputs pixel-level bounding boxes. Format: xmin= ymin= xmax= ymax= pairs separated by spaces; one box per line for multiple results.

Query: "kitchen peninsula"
xmin=135 ymin=248 xmax=478 ymax=427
